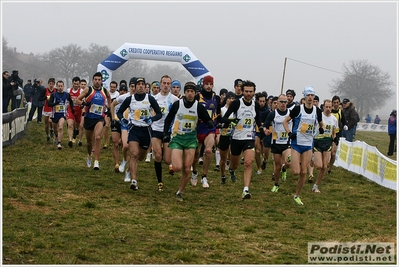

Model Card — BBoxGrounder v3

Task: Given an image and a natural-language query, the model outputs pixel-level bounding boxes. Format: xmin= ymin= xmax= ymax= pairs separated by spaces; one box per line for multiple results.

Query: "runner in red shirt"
xmin=66 ymin=76 xmax=83 ymax=148
xmin=41 ymin=78 xmax=56 ymax=143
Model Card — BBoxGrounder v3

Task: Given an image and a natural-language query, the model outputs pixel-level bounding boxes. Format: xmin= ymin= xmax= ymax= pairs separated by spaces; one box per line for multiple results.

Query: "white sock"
xmin=215 ymin=150 xmax=221 ymax=165
xmin=244 ymin=186 xmax=249 ymax=192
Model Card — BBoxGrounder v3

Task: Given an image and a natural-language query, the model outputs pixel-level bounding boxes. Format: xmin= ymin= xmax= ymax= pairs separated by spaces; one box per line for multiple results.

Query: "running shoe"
xmin=93 ymin=160 xmax=100 ymax=170
xmin=68 ymin=140 xmax=73 ymax=148
xmin=158 ymin=182 xmax=164 ymax=192
xmin=53 ymin=138 xmax=57 ymax=145
xmin=86 ymin=156 xmax=92 ymax=168
xmin=312 ymin=184 xmax=320 ymax=193
xmin=176 ymin=192 xmax=183 ymax=202
xmin=214 ymin=165 xmax=220 ymax=172
xmin=308 ymin=174 xmax=314 ymax=183
xmin=114 ymin=164 xmax=120 ymax=173
xmin=281 ymin=169 xmax=287 ymax=182
xmin=78 ymin=140 xmax=82 ymax=146
xmin=57 ymin=143 xmax=62 ymax=150
xmin=103 ymin=144 xmax=108 ymax=149
xmin=46 ymin=135 xmax=50 ymax=142
xmin=229 ymin=169 xmax=236 ymax=183
xmin=124 ymin=171 xmax=131 ymax=182
xmin=130 ymin=179 xmax=138 ymax=190
xmin=294 ymin=196 xmax=304 ymax=205
xmin=240 ymin=157 xmax=244 ymax=165
xmin=169 ymin=165 xmax=174 ymax=175
xmin=119 ymin=160 xmax=127 ymax=173
xmin=242 ymin=190 xmax=251 ymax=199
xmin=221 ymin=176 xmax=226 ymax=184
xmin=261 ymin=160 xmax=267 ymax=170
xmin=198 ymin=157 xmax=203 ymax=165
xmin=145 ymin=153 xmax=151 ymax=163
xmin=271 ymin=184 xmax=279 ymax=192
xmin=327 ymin=170 xmax=331 ymax=175
xmin=191 ymin=172 xmax=198 ymax=186
xmin=256 ymin=169 xmax=262 ymax=175
xmin=201 ymin=177 xmax=209 ymax=188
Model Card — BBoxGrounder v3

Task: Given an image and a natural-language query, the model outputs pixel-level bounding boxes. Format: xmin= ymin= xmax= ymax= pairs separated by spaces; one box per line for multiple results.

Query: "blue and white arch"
xmin=97 ymin=43 xmax=211 ymax=89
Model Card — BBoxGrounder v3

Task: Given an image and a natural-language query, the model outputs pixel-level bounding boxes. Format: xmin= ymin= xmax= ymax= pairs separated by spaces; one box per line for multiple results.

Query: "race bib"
xmin=55 ymin=105 xmax=65 ymax=113
xmin=89 ymin=104 xmax=104 ymax=115
xmin=134 ymin=109 xmax=150 ymax=120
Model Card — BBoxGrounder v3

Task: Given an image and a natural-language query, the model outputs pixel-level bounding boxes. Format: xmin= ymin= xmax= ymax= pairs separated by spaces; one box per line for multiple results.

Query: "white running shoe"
xmin=119 ymin=159 xmax=127 ymax=173
xmin=256 ymin=169 xmax=262 ymax=175
xmin=86 ymin=156 xmax=92 ymax=168
xmin=145 ymin=153 xmax=151 ymax=163
xmin=93 ymin=160 xmax=100 ymax=170
xmin=201 ymin=177 xmax=209 ymax=188
xmin=191 ymin=172 xmax=198 ymax=186
xmin=124 ymin=171 xmax=131 ymax=182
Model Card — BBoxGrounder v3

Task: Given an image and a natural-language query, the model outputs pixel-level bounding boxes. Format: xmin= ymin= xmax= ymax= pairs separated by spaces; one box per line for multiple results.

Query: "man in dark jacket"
xmin=7 ymin=70 xmax=24 ymax=110
xmin=27 ymin=79 xmax=46 ymax=123
xmin=24 ymin=79 xmax=33 ymax=103
xmin=2 ymin=71 xmax=13 ymax=113
xmin=341 ymin=98 xmax=358 ymax=142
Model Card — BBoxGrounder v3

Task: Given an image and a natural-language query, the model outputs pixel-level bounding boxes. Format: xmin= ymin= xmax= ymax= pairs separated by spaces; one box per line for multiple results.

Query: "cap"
xmin=286 ymin=89 xmax=296 ymax=97
xmin=225 ymin=91 xmax=235 ymax=99
xmin=171 ymin=80 xmax=181 ymax=88
xmin=119 ymin=84 xmax=128 ymax=91
xmin=219 ymin=88 xmax=228 ymax=96
xmin=302 ymin=86 xmax=315 ymax=97
xmin=129 ymin=77 xmax=137 ymax=85
xmin=135 ymin=77 xmax=146 ymax=85
xmin=268 ymin=95 xmax=274 ymax=99
xmin=234 ymin=79 xmax=243 ymax=87
xmin=184 ymin=82 xmax=197 ymax=93
xmin=342 ymin=98 xmax=350 ymax=104
xmin=391 ymin=109 xmax=397 ymax=116
xmin=151 ymin=81 xmax=160 ymax=88
xmin=203 ymin=75 xmax=214 ymax=85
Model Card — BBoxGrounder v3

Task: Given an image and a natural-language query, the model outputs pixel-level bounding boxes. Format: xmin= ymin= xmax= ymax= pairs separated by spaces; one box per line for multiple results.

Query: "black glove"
xmin=288 ymin=132 xmax=297 ymax=140
xmin=207 ymin=120 xmax=214 ymax=129
xmin=333 ymin=136 xmax=339 ymax=145
xmin=319 ymin=127 xmax=324 ymax=134
xmin=82 ymin=101 xmax=90 ymax=107
xmin=144 ymin=117 xmax=152 ymax=124
xmin=163 ymin=134 xmax=171 ymax=143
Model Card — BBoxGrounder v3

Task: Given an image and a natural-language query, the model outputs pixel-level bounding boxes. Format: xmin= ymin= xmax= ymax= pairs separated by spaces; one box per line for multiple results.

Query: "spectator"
xmin=7 ymin=70 xmax=24 ymax=110
xmin=374 ymin=115 xmax=381 ymax=124
xmin=365 ymin=114 xmax=371 ymax=123
xmin=388 ymin=110 xmax=396 ymax=156
xmin=27 ymin=79 xmax=46 ymax=123
xmin=2 ymin=71 xmax=13 ymax=113
xmin=341 ymin=98 xmax=358 ymax=142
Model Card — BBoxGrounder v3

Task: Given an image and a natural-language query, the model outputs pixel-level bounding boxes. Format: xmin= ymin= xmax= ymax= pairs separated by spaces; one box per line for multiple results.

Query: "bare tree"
xmin=48 ymin=44 xmax=85 ymax=88
xmin=330 ymin=60 xmax=394 ymax=117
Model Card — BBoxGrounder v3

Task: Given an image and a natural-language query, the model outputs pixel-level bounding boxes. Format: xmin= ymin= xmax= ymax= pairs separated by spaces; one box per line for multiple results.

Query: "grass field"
xmin=2 ymin=122 xmax=397 ymax=264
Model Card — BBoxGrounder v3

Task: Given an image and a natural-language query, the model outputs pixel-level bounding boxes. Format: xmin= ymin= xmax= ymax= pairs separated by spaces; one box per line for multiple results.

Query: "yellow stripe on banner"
xmin=366 ymin=152 xmax=379 ymax=175
xmin=384 ymin=159 xmax=397 ymax=182
xmin=339 ymin=142 xmax=349 ymax=162
xmin=352 ymin=146 xmax=363 ymax=167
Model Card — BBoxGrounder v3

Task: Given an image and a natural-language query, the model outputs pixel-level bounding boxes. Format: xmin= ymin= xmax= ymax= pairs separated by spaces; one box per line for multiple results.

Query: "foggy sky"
xmin=2 ymin=1 xmax=397 ymax=118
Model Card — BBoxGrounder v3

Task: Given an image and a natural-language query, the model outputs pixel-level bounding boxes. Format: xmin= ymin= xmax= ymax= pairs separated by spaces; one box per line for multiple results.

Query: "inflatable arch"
xmin=97 ymin=43 xmax=211 ymax=89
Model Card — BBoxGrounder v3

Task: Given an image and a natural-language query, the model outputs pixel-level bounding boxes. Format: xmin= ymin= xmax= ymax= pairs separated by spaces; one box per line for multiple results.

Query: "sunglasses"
xmin=279 ymin=100 xmax=288 ymax=103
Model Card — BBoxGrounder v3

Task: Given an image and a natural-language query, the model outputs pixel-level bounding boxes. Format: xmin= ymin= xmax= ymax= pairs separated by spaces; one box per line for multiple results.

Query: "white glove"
xmin=343 ymin=125 xmax=348 ymax=131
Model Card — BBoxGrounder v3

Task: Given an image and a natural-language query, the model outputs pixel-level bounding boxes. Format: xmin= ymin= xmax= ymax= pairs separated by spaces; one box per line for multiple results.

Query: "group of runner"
xmin=40 ymin=72 xmax=346 ymax=205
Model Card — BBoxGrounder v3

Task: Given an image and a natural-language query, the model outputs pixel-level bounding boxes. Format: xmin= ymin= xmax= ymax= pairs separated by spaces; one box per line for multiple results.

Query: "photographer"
xmin=27 ymin=78 xmax=46 ymax=123
xmin=7 ymin=70 xmax=24 ymax=110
